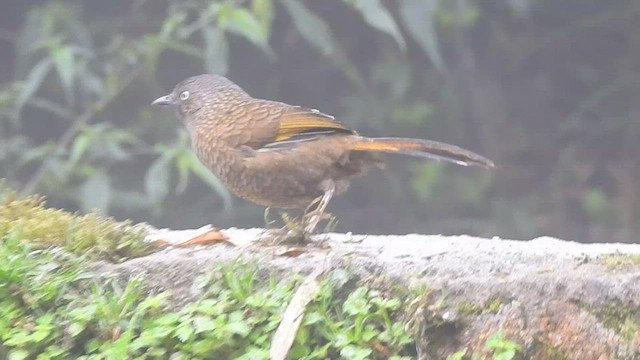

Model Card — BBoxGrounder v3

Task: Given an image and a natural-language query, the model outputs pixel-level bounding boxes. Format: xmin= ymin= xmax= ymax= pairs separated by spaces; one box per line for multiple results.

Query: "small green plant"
xmin=446 ymin=349 xmax=467 ymax=360
xmin=0 ymin=180 xmax=417 ymax=358
xmin=0 ymin=237 xmax=417 ymax=360
xmin=0 ymin=230 xmax=86 ymax=359
xmin=485 ymin=331 xmax=522 ymax=360
xmin=301 ymin=285 xmax=414 ymax=360
xmin=595 ymin=301 xmax=640 ymax=342
xmin=445 ymin=331 xmax=522 ymax=360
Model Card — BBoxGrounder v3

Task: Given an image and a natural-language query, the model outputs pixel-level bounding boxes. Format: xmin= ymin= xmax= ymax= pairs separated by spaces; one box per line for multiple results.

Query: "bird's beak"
xmin=151 ymin=95 xmax=175 ymax=106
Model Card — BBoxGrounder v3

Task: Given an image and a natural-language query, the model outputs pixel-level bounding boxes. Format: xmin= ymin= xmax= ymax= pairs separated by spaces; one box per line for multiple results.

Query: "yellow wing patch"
xmin=273 ymin=108 xmax=353 ymax=142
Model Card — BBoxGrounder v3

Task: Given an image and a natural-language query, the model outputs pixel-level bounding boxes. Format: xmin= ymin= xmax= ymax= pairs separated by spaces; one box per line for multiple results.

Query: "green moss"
xmin=543 ymin=343 xmax=569 ymax=360
xmin=458 ymin=301 xmax=482 ymax=316
xmin=596 ymin=302 xmax=640 ymax=342
xmin=600 ymin=254 xmax=640 ymax=271
xmin=457 ymin=297 xmax=502 ymax=317
xmin=0 ymin=183 xmax=150 ymax=262
xmin=486 ymin=298 xmax=503 ymax=314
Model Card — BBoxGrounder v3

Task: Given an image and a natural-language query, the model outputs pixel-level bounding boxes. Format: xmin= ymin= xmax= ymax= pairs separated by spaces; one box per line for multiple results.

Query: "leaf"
xmin=138 ymin=293 xmax=169 ymax=312
xmin=582 ymin=188 xmax=610 ymax=220
xmin=485 ymin=331 xmax=522 ymax=359
xmin=224 ymin=6 xmax=273 ymax=57
xmin=69 ymin=130 xmax=94 ymax=165
xmin=174 ymin=228 xmax=229 ymax=247
xmin=494 ymin=350 xmax=517 ymax=360
xmin=340 ymin=345 xmax=373 ymax=360
xmin=80 ymin=171 xmax=111 ymax=214
xmin=343 ymin=287 xmax=370 ymax=315
xmin=14 ymin=58 xmax=52 ymax=114
xmin=15 ymin=6 xmax=54 ymax=76
xmin=270 ymin=267 xmax=326 ymax=360
xmin=18 ymin=143 xmax=56 ymax=166
xmin=51 ymin=45 xmax=75 ymax=102
xmin=30 ymin=328 xmax=51 ymax=342
xmin=226 ymin=311 xmax=251 ymax=336
xmin=203 ymin=26 xmax=229 ymax=75
xmin=193 ymin=315 xmax=216 ymax=333
xmin=349 ymin=0 xmax=406 ymax=50
xmin=110 ymin=325 xmax=133 ymax=360
xmin=174 ymin=151 xmax=191 ymax=193
xmin=251 ymin=0 xmax=274 ymax=37
xmin=228 ymin=8 xmax=265 ymax=41
xmin=175 ymin=324 xmax=194 ymax=342
xmin=281 ymin=0 xmax=334 ymax=56
xmin=147 ymin=226 xmax=255 ymax=248
xmin=411 ymin=162 xmax=442 ymax=200
xmin=399 ymin=0 xmax=445 ymax=72
xmin=8 ymin=350 xmax=29 ymax=360
xmin=160 ymin=11 xmax=188 ymax=41
xmin=281 ymin=0 xmax=364 ymax=87
xmin=80 ymin=70 xmax=104 ymax=97
xmin=68 ymin=322 xmax=85 ymax=337
xmin=275 ymin=247 xmax=307 ymax=257
xmin=187 ymin=152 xmax=233 ymax=211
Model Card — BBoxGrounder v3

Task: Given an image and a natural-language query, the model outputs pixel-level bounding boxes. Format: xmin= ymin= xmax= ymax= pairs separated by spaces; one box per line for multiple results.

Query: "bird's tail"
xmin=349 ymin=137 xmax=495 ymax=168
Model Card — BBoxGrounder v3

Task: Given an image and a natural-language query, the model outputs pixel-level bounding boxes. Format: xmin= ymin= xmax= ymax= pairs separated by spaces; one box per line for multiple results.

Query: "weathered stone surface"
xmin=98 ymin=228 xmax=640 ymax=359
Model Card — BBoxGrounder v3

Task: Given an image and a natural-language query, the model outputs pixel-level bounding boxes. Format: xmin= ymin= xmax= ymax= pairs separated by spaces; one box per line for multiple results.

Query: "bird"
xmin=152 ymin=74 xmax=494 ymax=235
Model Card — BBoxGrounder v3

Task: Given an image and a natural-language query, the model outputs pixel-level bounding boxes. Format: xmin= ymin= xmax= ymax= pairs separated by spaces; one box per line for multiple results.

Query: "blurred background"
xmin=1 ymin=0 xmax=639 ymax=243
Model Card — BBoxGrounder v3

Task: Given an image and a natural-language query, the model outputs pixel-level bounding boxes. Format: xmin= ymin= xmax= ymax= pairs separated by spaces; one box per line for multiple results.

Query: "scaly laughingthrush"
xmin=152 ymin=74 xmax=494 ymax=234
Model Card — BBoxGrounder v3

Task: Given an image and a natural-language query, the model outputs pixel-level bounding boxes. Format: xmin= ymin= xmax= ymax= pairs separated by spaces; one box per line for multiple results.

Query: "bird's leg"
xmin=303 ymin=180 xmax=336 ymax=234
xmin=263 ymin=207 xmax=279 ymax=229
xmin=303 ymin=195 xmax=323 ymax=217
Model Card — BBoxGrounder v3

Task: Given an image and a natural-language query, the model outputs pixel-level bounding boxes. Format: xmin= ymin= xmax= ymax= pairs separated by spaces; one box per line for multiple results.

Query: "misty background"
xmin=1 ymin=0 xmax=639 ymax=243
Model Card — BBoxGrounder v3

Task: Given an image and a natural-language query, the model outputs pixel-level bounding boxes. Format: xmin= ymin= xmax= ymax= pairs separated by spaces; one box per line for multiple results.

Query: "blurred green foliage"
xmin=1 ymin=0 xmax=640 ymax=242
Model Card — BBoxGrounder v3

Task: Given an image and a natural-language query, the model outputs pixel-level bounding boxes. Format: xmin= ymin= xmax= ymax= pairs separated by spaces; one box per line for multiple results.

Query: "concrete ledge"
xmin=99 ymin=228 xmax=640 ymax=359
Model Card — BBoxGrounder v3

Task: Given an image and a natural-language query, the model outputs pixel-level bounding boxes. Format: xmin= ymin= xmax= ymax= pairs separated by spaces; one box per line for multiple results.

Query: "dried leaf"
xmin=149 ymin=227 xmax=228 ymax=248
xmin=275 ymin=247 xmax=307 ymax=257
xmin=270 ymin=267 xmax=326 ymax=360
xmin=370 ymin=340 xmax=390 ymax=358
xmin=176 ymin=228 xmax=228 ymax=247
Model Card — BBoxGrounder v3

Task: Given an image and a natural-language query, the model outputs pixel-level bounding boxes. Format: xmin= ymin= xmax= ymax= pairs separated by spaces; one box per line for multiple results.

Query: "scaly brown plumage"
xmin=152 ymin=74 xmax=494 ymax=233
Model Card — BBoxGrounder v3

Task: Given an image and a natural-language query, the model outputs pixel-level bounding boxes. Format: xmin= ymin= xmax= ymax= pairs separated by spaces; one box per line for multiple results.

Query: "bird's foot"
xmin=280 ymin=212 xmax=312 ymax=243
xmin=259 ymin=211 xmax=307 ymax=245
xmin=264 ymin=227 xmax=309 ymax=245
xmin=263 ymin=211 xmax=335 ymax=245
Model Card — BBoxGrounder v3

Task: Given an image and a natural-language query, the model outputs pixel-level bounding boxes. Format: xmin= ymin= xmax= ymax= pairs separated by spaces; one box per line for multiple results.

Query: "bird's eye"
xmin=179 ymin=91 xmax=190 ymax=100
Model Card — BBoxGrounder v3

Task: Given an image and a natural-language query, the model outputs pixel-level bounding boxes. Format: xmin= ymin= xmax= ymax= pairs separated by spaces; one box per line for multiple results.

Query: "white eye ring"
xmin=179 ymin=90 xmax=190 ymax=100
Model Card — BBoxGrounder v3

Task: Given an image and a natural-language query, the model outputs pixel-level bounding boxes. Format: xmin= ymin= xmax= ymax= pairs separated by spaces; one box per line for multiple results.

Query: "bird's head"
xmin=151 ymin=74 xmax=249 ymax=123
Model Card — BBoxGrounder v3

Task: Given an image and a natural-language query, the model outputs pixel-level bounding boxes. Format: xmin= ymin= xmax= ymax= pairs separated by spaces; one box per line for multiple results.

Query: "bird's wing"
xmin=243 ymin=102 xmax=355 ymax=151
